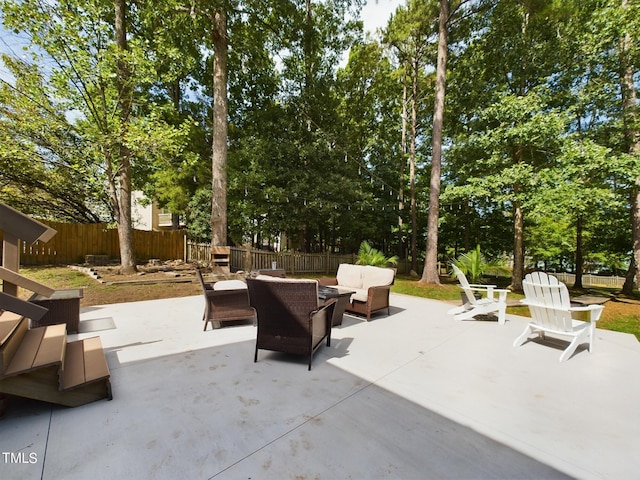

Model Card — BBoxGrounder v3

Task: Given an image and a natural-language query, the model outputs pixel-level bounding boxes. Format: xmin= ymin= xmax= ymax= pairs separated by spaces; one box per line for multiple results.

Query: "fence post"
xmin=243 ymin=244 xmax=252 ymax=272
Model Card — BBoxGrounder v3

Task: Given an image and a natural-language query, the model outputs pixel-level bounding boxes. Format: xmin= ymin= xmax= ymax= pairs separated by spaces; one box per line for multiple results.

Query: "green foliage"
xmin=186 ymin=188 xmax=212 ymax=243
xmin=356 ymin=241 xmax=398 ymax=267
xmin=0 ymin=0 xmax=197 ymax=226
xmin=451 ymin=245 xmax=509 ymax=284
xmin=1 ymin=0 xmax=638 ymax=275
xmin=0 ymin=56 xmax=105 ymax=222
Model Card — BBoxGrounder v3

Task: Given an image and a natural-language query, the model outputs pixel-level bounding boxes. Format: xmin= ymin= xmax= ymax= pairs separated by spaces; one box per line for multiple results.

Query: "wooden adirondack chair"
xmin=514 ymin=272 xmax=604 ymax=362
xmin=447 ymin=264 xmax=509 ymax=325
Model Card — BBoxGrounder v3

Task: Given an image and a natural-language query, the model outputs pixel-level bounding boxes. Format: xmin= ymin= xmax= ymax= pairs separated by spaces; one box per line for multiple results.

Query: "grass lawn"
xmin=391 ymin=275 xmax=640 ymax=341
xmin=7 ymin=266 xmax=640 ymax=341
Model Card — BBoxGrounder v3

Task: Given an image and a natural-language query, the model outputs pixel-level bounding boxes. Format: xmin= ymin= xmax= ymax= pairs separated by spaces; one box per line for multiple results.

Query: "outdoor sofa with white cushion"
xmin=318 ymin=263 xmax=396 ymax=321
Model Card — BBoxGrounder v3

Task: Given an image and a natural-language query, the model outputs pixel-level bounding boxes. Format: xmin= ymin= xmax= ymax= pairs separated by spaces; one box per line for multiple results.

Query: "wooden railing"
xmin=187 ymin=243 xmax=358 ymax=275
xmin=187 ymin=243 xmax=448 ymax=276
xmin=240 ymin=249 xmax=357 ymax=275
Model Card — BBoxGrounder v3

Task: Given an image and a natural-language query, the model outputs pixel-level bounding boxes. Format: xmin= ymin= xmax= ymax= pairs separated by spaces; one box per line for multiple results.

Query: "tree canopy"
xmin=0 ymin=0 xmax=638 ymax=289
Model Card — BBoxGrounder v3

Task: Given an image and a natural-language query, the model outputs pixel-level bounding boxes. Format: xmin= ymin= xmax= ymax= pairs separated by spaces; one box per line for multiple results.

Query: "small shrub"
xmin=451 ymin=245 xmax=510 ymax=284
xmin=356 ymin=241 xmax=398 ymax=267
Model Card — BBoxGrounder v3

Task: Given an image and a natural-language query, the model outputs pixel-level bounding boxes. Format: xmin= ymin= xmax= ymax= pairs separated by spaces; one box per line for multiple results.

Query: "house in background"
xmin=132 ymin=191 xmax=185 ymax=232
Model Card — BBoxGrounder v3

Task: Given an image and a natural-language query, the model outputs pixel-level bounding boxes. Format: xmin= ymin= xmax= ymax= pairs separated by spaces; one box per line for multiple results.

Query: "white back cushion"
xmin=362 ymin=266 xmax=395 ymax=290
xmin=336 ymin=264 xmax=364 ymax=289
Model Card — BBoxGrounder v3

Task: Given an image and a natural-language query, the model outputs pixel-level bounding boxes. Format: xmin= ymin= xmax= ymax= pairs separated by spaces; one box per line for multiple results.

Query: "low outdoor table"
xmin=29 ymin=288 xmax=84 ymax=333
xmin=318 ymin=285 xmax=355 ymax=327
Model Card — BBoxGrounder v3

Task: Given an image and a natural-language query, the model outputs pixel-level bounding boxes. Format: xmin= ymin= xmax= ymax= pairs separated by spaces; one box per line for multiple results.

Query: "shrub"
xmin=356 ymin=241 xmax=398 ymax=267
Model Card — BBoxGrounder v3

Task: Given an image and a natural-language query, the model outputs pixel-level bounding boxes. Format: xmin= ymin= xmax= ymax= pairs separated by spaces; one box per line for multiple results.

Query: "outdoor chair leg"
xmin=559 ymin=336 xmax=583 ymax=362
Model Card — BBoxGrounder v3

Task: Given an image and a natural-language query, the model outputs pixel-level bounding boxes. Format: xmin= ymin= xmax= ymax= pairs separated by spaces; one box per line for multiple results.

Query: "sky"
xmin=0 ymin=1 xmax=406 ymax=82
xmin=361 ymin=0 xmax=404 ymax=34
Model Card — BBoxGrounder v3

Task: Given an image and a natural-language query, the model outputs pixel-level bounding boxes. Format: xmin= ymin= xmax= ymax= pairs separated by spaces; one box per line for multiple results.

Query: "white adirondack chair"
xmin=447 ymin=264 xmax=509 ymax=325
xmin=514 ymin=272 xmax=604 ymax=362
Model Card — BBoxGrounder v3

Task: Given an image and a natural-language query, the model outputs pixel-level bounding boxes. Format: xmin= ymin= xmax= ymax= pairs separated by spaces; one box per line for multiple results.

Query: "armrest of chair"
xmin=366 ymin=284 xmax=392 ymax=309
xmin=310 ymin=299 xmax=336 ymax=343
xmin=205 ymin=288 xmax=250 ymax=306
xmin=317 ymin=277 xmax=338 ymax=286
xmin=468 ymin=283 xmax=497 ymax=289
xmin=569 ymin=304 xmax=605 ymax=322
xmin=521 ymin=300 xmax=604 ymax=323
xmin=466 ymin=285 xmax=508 ymax=301
xmin=493 ymin=288 xmax=509 ymax=302
xmin=310 ymin=298 xmax=336 ymax=320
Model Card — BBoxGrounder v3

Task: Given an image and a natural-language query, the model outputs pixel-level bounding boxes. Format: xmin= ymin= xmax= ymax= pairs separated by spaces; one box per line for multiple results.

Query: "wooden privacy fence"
xmin=553 ymin=272 xmax=626 ymax=289
xmin=0 ymin=221 xmax=186 ymax=266
xmin=186 ymin=242 xmax=358 ymax=275
xmin=239 ymin=248 xmax=357 ymax=275
xmin=187 ymin=242 xmax=425 ymax=275
xmin=2 ymin=225 xmax=628 ymax=286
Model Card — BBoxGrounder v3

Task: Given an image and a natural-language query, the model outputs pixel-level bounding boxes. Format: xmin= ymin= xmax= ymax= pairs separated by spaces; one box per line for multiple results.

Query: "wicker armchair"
xmin=196 ymin=268 xmax=256 ymax=331
xmin=246 ymin=276 xmax=336 ymax=370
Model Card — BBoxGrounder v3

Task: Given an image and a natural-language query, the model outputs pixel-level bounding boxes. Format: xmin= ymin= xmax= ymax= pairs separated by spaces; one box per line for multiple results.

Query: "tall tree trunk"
xmin=409 ymin=57 xmax=418 ymax=274
xmin=398 ymin=80 xmax=408 ymax=260
xmin=623 ymin=256 xmax=637 ymax=293
xmin=420 ymin=0 xmax=448 ymax=285
xmin=620 ymin=0 xmax=640 ymax=293
xmin=114 ymin=0 xmax=137 ymax=274
xmin=506 ymin=8 xmax=534 ymax=292
xmin=630 ymin=190 xmax=640 ymax=292
xmin=510 ymin=197 xmax=525 ymax=292
xmin=573 ymin=214 xmax=584 ymax=289
xmin=210 ymin=9 xmax=228 ymax=246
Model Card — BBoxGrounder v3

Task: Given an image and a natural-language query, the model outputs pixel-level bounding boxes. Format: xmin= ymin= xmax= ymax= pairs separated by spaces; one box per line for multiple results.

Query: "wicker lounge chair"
xmin=196 ymin=268 xmax=256 ymax=331
xmin=247 ymin=276 xmax=336 ymax=370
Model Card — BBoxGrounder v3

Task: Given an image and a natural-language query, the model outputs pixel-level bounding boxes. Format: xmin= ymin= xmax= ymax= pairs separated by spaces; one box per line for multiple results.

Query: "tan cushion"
xmin=255 ymin=275 xmax=316 ymax=285
xmin=336 ymin=264 xmax=364 ymax=289
xmin=350 ymin=288 xmax=368 ymax=303
xmin=361 ymin=266 xmax=395 ymax=290
xmin=213 ymin=280 xmax=247 ymax=290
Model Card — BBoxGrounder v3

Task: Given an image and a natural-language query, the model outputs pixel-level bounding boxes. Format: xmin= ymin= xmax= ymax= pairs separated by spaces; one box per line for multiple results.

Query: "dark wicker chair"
xmin=247 ymin=276 xmax=336 ymax=370
xmin=196 ymin=268 xmax=256 ymax=331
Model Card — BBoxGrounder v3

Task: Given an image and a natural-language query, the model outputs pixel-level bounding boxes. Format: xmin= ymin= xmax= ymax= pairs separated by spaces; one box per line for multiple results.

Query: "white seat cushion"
xmin=213 ymin=280 xmax=247 ymax=290
xmin=350 ymin=288 xmax=368 ymax=303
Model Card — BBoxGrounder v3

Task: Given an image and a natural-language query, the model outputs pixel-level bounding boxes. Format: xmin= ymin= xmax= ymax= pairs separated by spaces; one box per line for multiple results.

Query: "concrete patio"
xmin=1 ymin=292 xmax=639 ymax=479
